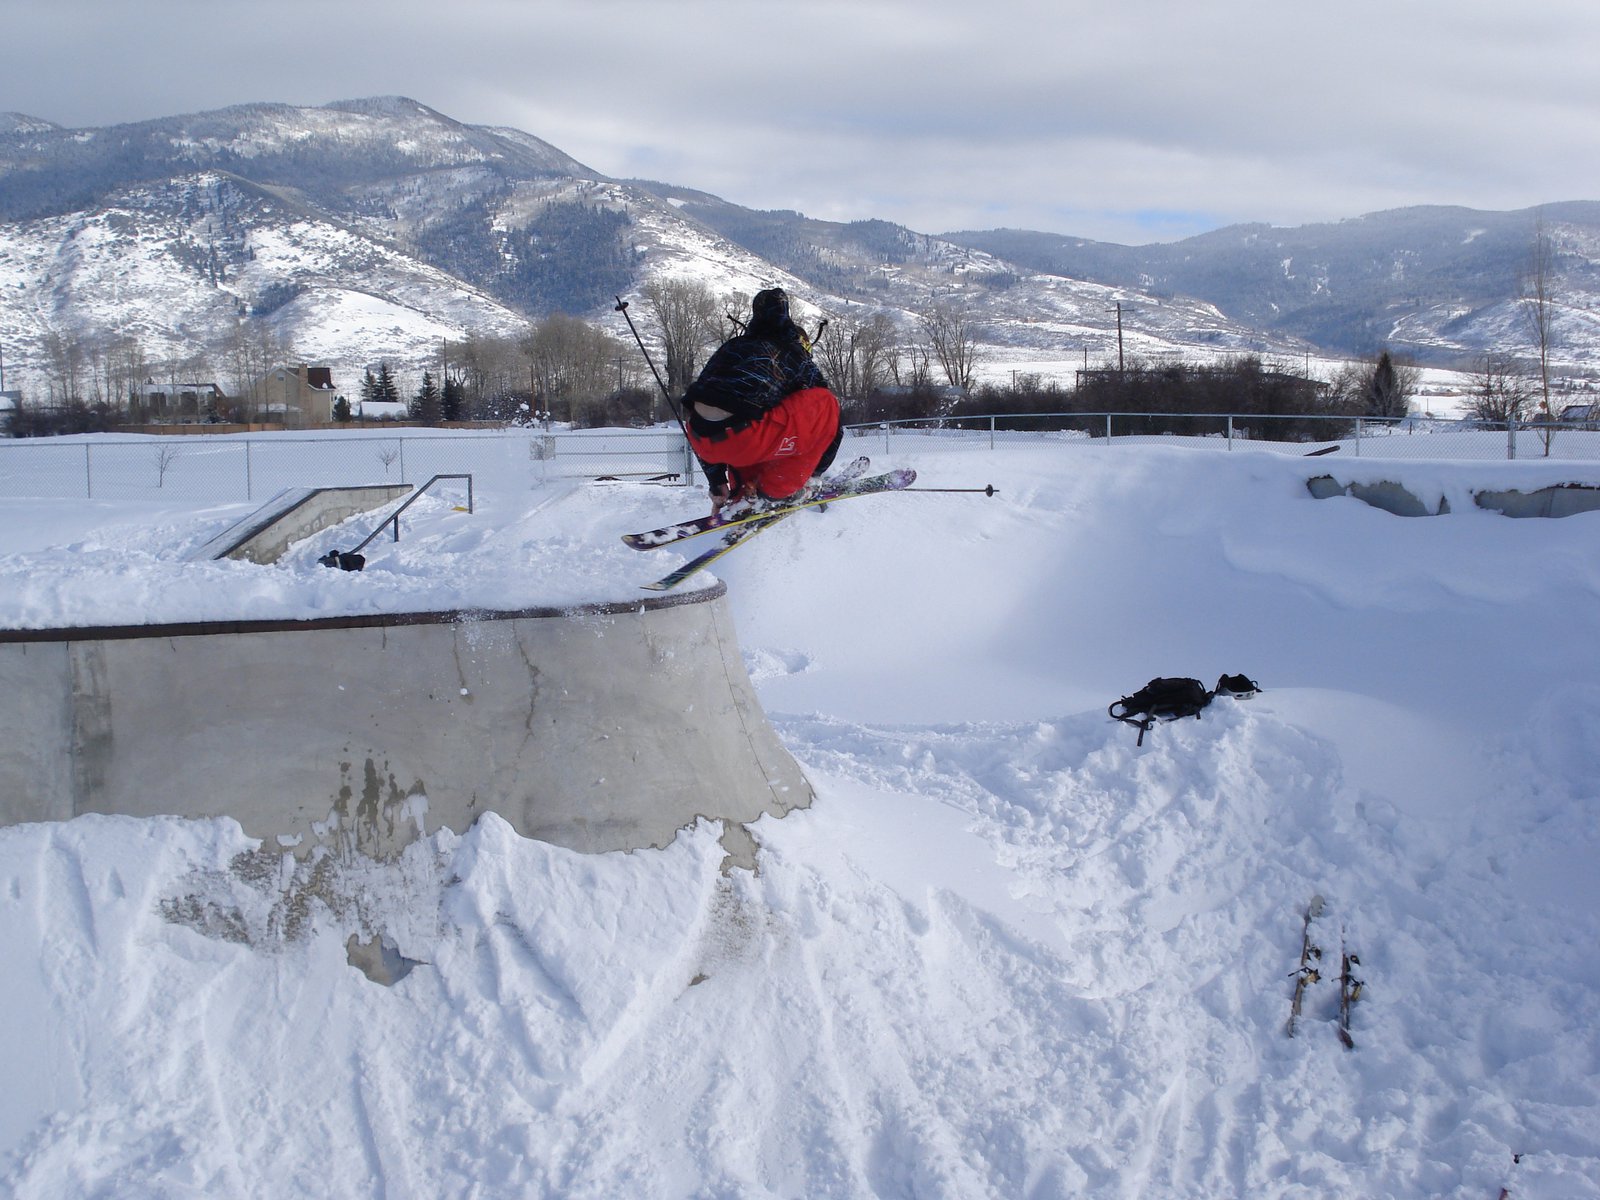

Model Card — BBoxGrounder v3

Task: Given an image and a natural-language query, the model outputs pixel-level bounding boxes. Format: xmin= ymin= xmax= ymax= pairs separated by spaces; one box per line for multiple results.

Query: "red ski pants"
xmin=688 ymin=387 xmax=840 ymax=500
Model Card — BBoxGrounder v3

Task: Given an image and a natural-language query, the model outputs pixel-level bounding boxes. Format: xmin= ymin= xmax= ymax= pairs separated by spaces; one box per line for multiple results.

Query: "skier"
xmin=684 ymin=287 xmax=843 ymax=515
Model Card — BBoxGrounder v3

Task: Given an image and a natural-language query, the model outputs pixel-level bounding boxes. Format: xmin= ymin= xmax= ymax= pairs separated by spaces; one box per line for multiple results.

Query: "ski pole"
xmin=615 ymin=294 xmax=719 ymax=487
xmin=904 ymin=484 xmax=999 ymax=496
xmin=613 ymin=296 xmax=685 ymax=428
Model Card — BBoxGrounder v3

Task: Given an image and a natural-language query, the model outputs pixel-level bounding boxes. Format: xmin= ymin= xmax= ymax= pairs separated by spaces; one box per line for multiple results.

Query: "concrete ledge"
xmin=1474 ymin=484 xmax=1600 ymax=519
xmin=1306 ymin=475 xmax=1448 ymax=516
xmin=0 ymin=583 xmax=813 ymax=866
xmin=188 ymin=484 xmax=413 ymax=565
xmin=1308 ymin=476 xmax=1600 ymax=519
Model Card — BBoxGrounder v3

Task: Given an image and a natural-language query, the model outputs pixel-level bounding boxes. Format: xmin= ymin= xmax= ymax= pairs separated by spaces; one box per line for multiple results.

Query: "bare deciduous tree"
xmin=1467 ymin=352 xmax=1534 ymax=423
xmin=521 ymin=313 xmax=620 ymax=423
xmin=42 ymin=330 xmax=86 ymax=405
xmin=918 ymin=302 xmax=981 ymax=394
xmin=642 ymin=278 xmax=720 ymax=404
xmin=449 ymin=332 xmax=529 ymax=420
xmin=815 ymin=309 xmax=897 ymax=400
xmin=1522 ymin=218 xmax=1557 ymax=420
xmin=223 ymin=318 xmax=290 ymax=417
xmin=153 ymin=443 xmax=181 ymax=487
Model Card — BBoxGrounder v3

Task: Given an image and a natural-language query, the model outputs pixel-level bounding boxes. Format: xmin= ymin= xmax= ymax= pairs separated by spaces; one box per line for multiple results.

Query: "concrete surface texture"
xmin=0 ymin=586 xmax=813 ymax=868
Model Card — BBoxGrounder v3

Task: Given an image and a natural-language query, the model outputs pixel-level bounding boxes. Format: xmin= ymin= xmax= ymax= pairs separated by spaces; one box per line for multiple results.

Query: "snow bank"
xmin=2 ymin=437 xmax=1599 ymax=1197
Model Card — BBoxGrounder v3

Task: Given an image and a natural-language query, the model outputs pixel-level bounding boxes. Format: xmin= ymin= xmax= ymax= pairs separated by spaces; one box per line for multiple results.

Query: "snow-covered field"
xmin=2 ymin=432 xmax=1599 ymax=1198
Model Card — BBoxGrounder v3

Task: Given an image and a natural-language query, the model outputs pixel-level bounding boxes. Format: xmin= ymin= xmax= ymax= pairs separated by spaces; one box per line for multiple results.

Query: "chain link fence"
xmin=3 ymin=415 xmax=1597 ymax=503
xmin=845 ymin=413 xmax=1600 ymax=462
xmin=0 ymin=429 xmax=701 ymax=502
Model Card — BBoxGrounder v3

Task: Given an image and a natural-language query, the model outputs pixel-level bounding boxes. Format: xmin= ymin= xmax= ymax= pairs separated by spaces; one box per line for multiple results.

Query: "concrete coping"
xmin=0 ymin=582 xmax=720 ymax=643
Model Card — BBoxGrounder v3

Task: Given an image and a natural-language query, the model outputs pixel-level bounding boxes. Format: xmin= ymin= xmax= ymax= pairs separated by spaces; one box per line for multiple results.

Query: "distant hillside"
xmin=942 ymin=204 xmax=1600 ymax=363
xmin=1 ymin=96 xmax=1597 ymax=406
xmin=0 ymin=97 xmax=1287 ymax=399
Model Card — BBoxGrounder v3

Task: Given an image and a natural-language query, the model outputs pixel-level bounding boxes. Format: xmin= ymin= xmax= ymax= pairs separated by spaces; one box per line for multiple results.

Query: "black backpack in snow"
xmin=1109 ymin=674 xmax=1261 ymax=745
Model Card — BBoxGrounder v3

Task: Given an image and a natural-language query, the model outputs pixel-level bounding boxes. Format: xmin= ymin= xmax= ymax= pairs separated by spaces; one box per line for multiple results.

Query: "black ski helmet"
xmin=750 ymin=287 xmax=790 ymax=329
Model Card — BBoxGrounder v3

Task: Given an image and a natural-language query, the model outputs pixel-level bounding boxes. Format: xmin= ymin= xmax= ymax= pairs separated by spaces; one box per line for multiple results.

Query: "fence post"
xmin=84 ymin=443 xmax=93 ymax=499
xmin=1105 ymin=414 xmax=1112 ymax=444
xmin=400 ymin=438 xmax=407 ymax=481
xmin=990 ymin=415 xmax=996 ymax=451
xmin=683 ymin=434 xmax=696 ymax=485
xmin=1227 ymin=415 xmax=1233 ymax=450
xmin=1507 ymin=418 xmax=1517 ymax=460
xmin=245 ymin=439 xmax=253 ymax=501
xmin=882 ymin=422 xmax=890 ymax=455
xmin=1355 ymin=417 xmax=1363 ymax=457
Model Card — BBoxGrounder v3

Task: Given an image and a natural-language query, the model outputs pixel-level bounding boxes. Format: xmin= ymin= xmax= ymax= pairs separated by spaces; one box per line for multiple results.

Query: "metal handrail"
xmin=349 ymin=473 xmax=473 ymax=555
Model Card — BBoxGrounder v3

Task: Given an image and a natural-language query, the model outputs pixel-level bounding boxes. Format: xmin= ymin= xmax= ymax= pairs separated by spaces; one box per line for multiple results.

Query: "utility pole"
xmin=1107 ymin=302 xmax=1125 ymax=372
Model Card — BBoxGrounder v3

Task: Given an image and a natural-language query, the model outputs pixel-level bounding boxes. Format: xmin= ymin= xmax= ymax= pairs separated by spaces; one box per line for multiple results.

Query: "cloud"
xmin=2 ymin=0 xmax=1597 ymax=243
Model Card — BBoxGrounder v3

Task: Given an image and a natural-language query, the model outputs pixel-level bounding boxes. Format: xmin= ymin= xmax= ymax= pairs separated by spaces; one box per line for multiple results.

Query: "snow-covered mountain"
xmin=943 ymin=204 xmax=1600 ymax=371
xmin=0 ymin=96 xmax=1594 ymax=402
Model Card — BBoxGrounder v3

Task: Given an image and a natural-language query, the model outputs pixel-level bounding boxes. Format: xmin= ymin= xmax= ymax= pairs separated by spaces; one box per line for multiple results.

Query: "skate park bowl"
xmin=0 ymin=585 xmax=814 ymax=870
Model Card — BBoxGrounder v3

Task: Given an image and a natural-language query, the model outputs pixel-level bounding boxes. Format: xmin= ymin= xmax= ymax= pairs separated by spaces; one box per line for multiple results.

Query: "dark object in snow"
xmin=1214 ymin=673 xmax=1261 ymax=698
xmin=1108 ymin=677 xmax=1213 ymax=745
xmin=1108 ymin=673 xmax=1261 ymax=745
xmin=317 ymin=549 xmax=365 ymax=572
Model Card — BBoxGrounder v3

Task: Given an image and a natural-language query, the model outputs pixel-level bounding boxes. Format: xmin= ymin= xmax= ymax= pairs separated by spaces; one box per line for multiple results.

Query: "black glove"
xmin=704 ymin=461 xmax=729 ymax=496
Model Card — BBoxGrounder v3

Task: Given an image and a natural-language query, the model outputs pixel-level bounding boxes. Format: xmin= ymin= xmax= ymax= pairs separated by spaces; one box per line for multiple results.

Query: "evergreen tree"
xmin=1366 ymin=350 xmax=1413 ymax=419
xmin=333 ymin=396 xmax=352 ymax=423
xmin=359 ymin=369 xmax=377 ymax=407
xmin=412 ymin=370 xmax=441 ymax=424
xmin=376 ymin=362 xmax=399 ymax=406
xmin=442 ymin=374 xmax=465 ymax=422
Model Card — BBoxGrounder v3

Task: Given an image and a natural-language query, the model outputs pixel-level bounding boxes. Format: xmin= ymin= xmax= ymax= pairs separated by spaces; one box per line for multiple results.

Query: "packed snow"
xmin=2 ymin=428 xmax=1599 ymax=1198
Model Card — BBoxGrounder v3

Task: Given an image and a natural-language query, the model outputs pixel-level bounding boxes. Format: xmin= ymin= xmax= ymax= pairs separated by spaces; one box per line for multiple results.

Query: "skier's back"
xmin=685 ymin=288 xmax=842 ymax=512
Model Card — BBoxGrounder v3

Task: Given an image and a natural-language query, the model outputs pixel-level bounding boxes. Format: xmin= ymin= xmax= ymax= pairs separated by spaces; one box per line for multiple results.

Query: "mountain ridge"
xmin=1 ymin=96 xmax=1597 ymax=405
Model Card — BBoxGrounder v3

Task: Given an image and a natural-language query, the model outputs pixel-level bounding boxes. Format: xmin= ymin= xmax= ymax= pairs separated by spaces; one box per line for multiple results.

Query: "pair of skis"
xmin=621 ymin=458 xmax=916 ymax=591
xmin=1286 ymin=894 xmax=1363 ymax=1048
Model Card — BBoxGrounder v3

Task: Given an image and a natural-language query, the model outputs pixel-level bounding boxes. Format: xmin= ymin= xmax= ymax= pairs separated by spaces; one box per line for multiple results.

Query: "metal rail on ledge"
xmin=348 ymin=473 xmax=474 ymax=555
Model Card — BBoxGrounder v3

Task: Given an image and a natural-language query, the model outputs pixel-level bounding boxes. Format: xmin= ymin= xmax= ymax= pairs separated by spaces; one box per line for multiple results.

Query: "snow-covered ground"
xmin=2 ymin=432 xmax=1599 ymax=1198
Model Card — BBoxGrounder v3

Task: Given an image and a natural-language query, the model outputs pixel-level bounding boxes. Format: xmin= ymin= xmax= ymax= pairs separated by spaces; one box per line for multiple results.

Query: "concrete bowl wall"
xmin=0 ymin=583 xmax=812 ymax=866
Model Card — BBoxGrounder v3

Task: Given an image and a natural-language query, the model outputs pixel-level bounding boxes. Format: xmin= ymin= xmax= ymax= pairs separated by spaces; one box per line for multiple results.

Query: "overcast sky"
xmin=3 ymin=0 xmax=1598 ymax=245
